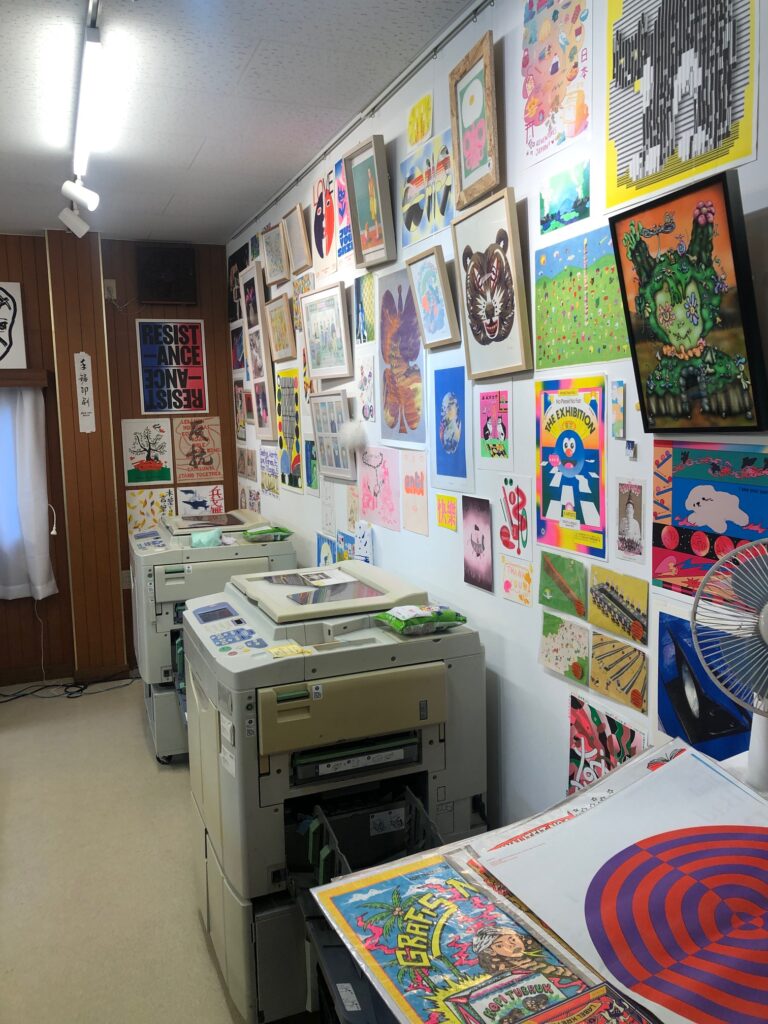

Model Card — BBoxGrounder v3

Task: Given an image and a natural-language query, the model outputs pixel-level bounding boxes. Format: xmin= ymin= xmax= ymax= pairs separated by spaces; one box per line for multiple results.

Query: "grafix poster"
xmin=172 ymin=416 xmax=222 ymax=484
xmin=536 ymin=376 xmax=606 ymax=559
xmin=136 ymin=319 xmax=207 ymax=414
xmin=606 ymin=0 xmax=758 ymax=208
xmin=522 ymin=0 xmax=591 ymax=166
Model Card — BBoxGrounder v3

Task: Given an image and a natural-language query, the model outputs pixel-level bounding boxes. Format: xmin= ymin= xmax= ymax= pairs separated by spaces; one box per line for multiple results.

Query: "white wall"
xmin=229 ymin=0 xmax=768 ymax=825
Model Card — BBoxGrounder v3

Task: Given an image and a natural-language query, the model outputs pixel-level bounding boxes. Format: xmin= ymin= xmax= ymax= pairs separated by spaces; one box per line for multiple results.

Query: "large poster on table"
xmin=136 ymin=319 xmax=208 ymax=414
xmin=536 ymin=377 xmax=606 ymax=559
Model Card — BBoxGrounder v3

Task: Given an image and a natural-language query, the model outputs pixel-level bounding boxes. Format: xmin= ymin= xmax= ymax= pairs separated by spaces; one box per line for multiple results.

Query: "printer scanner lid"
xmin=230 ymin=561 xmax=427 ymax=623
xmin=162 ymin=509 xmax=264 ymax=535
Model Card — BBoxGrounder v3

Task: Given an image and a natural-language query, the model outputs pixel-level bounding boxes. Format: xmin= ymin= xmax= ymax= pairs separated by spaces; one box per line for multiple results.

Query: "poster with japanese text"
xmin=436 ymin=494 xmax=457 ymax=531
xmin=476 ymin=387 xmax=510 ymax=467
xmin=125 ymin=487 xmax=175 ymax=534
xmin=136 ymin=319 xmax=207 ymax=414
xmin=172 ymin=416 xmax=222 ymax=484
xmin=522 ymin=0 xmax=591 ymax=166
xmin=176 ymin=484 xmax=225 ymax=517
xmin=259 ymin=446 xmax=280 ymax=498
xmin=536 ymin=377 xmax=606 ymax=559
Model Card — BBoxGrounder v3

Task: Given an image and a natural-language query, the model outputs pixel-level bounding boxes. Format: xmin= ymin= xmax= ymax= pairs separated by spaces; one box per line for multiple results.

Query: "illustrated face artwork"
xmin=0 ymin=286 xmax=16 ymax=362
xmin=462 ymin=229 xmax=515 ymax=345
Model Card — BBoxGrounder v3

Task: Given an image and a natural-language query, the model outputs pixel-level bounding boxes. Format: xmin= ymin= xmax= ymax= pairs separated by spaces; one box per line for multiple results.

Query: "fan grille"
xmin=691 ymin=539 xmax=768 ymax=713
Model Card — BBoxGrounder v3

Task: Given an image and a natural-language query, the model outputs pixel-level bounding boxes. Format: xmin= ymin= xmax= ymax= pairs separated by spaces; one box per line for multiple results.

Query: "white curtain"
xmin=0 ymin=388 xmax=57 ymax=600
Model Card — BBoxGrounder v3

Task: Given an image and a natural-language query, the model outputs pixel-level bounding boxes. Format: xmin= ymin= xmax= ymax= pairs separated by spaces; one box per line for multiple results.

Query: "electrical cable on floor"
xmin=33 ymin=598 xmax=46 ymax=683
xmin=0 ymin=675 xmax=136 ymax=704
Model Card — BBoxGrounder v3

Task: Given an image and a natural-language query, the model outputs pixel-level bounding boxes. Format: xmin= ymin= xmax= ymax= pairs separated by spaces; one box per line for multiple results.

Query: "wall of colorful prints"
xmin=225 ymin=0 xmax=767 ymax=824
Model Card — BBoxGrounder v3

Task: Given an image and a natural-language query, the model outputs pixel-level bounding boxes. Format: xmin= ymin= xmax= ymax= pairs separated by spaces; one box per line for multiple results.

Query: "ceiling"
xmin=0 ymin=0 xmax=472 ymax=244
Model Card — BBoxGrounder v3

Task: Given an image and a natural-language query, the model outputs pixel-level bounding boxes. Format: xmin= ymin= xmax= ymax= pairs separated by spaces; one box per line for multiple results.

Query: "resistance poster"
xmin=136 ymin=319 xmax=208 ymax=414
xmin=536 ymin=377 xmax=606 ymax=559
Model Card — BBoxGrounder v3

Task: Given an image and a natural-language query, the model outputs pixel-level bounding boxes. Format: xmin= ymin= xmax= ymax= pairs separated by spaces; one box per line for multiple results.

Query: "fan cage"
xmin=691 ymin=538 xmax=768 ymax=713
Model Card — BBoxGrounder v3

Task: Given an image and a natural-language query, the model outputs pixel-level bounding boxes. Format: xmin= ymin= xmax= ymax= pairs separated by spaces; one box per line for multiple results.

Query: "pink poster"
xmin=360 ymin=446 xmax=401 ymax=531
xmin=478 ymin=388 xmax=509 ymax=462
xmin=401 ymin=450 xmax=428 ymax=536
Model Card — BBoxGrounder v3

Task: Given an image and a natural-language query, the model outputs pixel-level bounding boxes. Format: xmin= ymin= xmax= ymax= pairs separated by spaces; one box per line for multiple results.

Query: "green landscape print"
xmin=535 ymin=226 xmax=629 ymax=369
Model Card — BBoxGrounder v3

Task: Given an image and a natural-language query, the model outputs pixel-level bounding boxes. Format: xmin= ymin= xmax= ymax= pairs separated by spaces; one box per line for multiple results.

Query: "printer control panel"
xmin=193 ymin=602 xmax=267 ymax=658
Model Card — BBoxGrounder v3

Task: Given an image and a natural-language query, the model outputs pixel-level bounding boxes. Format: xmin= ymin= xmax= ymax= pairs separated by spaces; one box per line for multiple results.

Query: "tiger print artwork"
xmin=462 ymin=229 xmax=516 ymax=346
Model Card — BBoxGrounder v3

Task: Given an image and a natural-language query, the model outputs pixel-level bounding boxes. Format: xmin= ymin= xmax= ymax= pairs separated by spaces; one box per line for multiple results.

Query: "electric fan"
xmin=691 ymin=538 xmax=768 ymax=793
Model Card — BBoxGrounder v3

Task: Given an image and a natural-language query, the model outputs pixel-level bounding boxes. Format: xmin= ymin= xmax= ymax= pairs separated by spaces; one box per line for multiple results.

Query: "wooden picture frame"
xmin=300 ymin=282 xmax=353 ymax=381
xmin=265 ymin=293 xmax=296 ymax=362
xmin=451 ymin=188 xmax=532 ymax=379
xmin=282 ymin=203 xmax=312 ymax=275
xmin=261 ymin=223 xmax=290 ymax=286
xmin=609 ymin=171 xmax=768 ymax=433
xmin=309 ymin=390 xmax=357 ymax=482
xmin=238 ymin=263 xmax=261 ymax=332
xmin=244 ymin=261 xmax=278 ymax=440
xmin=405 ymin=244 xmax=461 ymax=348
xmin=448 ymin=31 xmax=500 ymax=211
xmin=343 ymin=135 xmax=397 ymax=269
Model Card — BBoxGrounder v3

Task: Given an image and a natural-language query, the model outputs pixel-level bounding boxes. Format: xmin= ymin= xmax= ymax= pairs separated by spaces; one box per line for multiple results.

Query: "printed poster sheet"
xmin=536 ymin=377 xmax=606 ymax=559
xmin=172 ymin=415 xmax=222 ymax=483
xmin=121 ymin=418 xmax=173 ymax=486
xmin=136 ymin=319 xmax=207 ymax=414
xmin=476 ymin=748 xmax=768 ymax=1024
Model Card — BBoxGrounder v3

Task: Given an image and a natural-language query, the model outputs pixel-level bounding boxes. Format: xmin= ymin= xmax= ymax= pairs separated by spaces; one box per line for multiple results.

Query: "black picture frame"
xmin=609 ymin=171 xmax=768 ymax=433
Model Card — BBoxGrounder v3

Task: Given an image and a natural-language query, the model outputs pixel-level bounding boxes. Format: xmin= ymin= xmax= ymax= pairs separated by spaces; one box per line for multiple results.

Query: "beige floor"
xmin=0 ymin=680 xmax=239 ymax=1024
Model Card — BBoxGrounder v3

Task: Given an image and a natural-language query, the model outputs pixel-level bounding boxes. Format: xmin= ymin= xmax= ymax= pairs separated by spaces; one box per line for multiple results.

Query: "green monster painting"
xmin=621 ymin=196 xmax=753 ymax=427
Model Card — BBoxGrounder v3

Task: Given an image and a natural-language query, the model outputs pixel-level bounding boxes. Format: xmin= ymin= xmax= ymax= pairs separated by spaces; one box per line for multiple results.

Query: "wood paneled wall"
xmin=101 ymin=241 xmax=233 ymax=664
xmin=0 ymin=235 xmax=74 ymax=684
xmin=46 ymin=231 xmax=126 ymax=681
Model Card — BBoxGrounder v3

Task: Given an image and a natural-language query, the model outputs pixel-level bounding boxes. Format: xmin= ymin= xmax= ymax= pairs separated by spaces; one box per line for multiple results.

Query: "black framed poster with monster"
xmin=609 ymin=172 xmax=768 ymax=433
xmin=451 ymin=188 xmax=532 ymax=380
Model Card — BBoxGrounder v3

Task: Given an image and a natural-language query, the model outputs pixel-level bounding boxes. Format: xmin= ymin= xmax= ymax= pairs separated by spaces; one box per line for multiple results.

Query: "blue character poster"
xmin=316 ymin=533 xmax=337 ymax=566
xmin=336 ymin=530 xmax=355 ymax=560
xmin=431 ymin=364 xmax=472 ymax=492
xmin=305 ymin=439 xmax=318 ymax=492
xmin=314 ymin=854 xmax=596 ymax=1024
xmin=657 ymin=604 xmax=751 ymax=761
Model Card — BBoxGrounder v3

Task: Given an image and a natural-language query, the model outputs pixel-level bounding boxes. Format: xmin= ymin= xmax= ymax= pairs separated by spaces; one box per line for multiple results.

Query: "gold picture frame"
xmin=265 ymin=292 xmax=296 ymax=362
xmin=282 ymin=204 xmax=312 ymax=275
xmin=405 ymin=244 xmax=461 ymax=348
xmin=451 ymin=188 xmax=531 ymax=379
xmin=448 ymin=31 xmax=501 ymax=211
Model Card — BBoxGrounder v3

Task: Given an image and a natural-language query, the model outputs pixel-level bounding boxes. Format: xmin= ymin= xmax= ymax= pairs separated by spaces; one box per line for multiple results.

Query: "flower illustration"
xmin=657 ymin=303 xmax=675 ymax=327
xmin=684 ymin=293 xmax=699 ymax=326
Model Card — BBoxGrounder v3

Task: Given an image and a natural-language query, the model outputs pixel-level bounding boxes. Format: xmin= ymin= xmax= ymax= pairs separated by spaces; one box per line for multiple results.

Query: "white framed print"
xmin=309 ymin=390 xmax=357 ymax=482
xmin=261 ymin=222 xmax=290 ymax=286
xmin=300 ymin=282 xmax=353 ymax=381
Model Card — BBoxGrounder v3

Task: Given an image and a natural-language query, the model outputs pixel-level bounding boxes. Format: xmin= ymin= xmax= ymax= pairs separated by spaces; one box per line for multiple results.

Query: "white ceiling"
xmin=0 ymin=0 xmax=472 ymax=243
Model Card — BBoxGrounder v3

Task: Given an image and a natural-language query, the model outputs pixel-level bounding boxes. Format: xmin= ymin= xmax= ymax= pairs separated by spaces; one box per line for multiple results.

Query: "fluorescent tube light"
xmin=73 ymin=28 xmax=103 ymax=178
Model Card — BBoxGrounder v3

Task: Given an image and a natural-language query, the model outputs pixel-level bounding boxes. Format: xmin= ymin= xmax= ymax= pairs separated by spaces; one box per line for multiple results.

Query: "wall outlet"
xmin=104 ymin=278 xmax=117 ymax=301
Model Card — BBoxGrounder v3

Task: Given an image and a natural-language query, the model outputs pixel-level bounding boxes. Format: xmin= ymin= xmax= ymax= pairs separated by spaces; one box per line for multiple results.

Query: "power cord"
xmin=0 ymin=675 xmax=136 ymax=704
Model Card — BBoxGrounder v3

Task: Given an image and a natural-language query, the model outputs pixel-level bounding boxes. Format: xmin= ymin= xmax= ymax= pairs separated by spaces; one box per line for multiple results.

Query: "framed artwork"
xmin=536 ymin=376 xmax=607 ymax=560
xmin=609 ymin=172 xmax=768 ymax=432
xmin=275 ymin=366 xmax=302 ymax=491
xmin=233 ymin=379 xmax=246 ymax=442
xmin=399 ymin=128 xmax=454 ymax=248
xmin=265 ymin=294 xmax=296 ymax=362
xmin=378 ymin=268 xmax=425 ymax=447
xmin=0 ymin=282 xmax=26 ymax=368
xmin=260 ymin=222 xmax=290 ymax=286
xmin=343 ymin=135 xmax=397 ymax=269
xmin=230 ymin=321 xmax=245 ymax=371
xmin=282 ymin=204 xmax=312 ymax=275
xmin=651 ymin=438 xmax=768 ymax=598
xmin=249 ymin=327 xmax=277 ymax=441
xmin=606 ymin=0 xmax=757 ymax=210
xmin=300 ymin=283 xmax=353 ymax=381
xmin=429 ymin=361 xmax=473 ymax=493
xmin=227 ymin=243 xmax=249 ymax=322
xmin=238 ymin=263 xmax=261 ymax=332
xmin=405 ymin=245 xmax=460 ymax=349
xmin=309 ymin=390 xmax=357 ymax=483
xmin=292 ymin=270 xmax=315 ymax=334
xmin=452 ymin=188 xmax=532 ymax=379
xmin=311 ymin=167 xmax=338 ymax=278
xmin=448 ymin=31 xmax=500 ymax=210
xmin=353 ymin=273 xmax=375 ymax=343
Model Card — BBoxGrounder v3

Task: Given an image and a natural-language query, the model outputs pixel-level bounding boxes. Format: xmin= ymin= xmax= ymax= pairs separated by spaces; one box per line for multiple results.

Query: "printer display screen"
xmin=286 ymin=582 xmax=384 ymax=605
xmin=197 ymin=605 xmax=236 ymax=623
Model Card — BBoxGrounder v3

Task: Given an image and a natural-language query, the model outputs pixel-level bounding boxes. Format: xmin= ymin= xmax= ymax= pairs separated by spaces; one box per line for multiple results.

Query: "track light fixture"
xmin=61 ymin=178 xmax=100 ymax=211
xmin=58 ymin=205 xmax=90 ymax=238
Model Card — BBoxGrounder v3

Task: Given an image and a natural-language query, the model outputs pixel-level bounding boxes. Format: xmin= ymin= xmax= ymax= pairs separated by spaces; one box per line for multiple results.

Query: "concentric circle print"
xmin=585 ymin=826 xmax=768 ymax=1024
